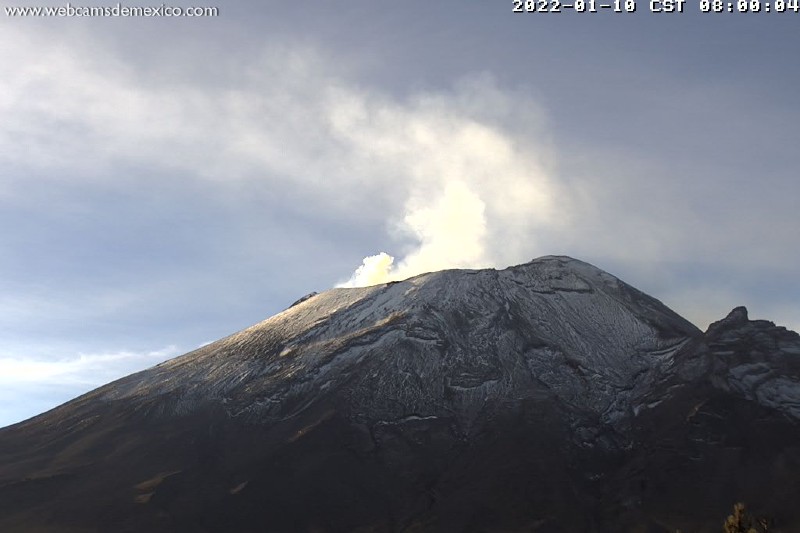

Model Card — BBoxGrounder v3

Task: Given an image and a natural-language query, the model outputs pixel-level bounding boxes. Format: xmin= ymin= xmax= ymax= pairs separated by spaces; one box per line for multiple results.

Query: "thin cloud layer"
xmin=0 ymin=346 xmax=179 ymax=386
xmin=0 ymin=346 xmax=179 ymax=427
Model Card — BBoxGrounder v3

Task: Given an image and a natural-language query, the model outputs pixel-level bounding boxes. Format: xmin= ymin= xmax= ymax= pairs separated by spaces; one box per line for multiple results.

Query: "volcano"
xmin=1 ymin=256 xmax=799 ymax=532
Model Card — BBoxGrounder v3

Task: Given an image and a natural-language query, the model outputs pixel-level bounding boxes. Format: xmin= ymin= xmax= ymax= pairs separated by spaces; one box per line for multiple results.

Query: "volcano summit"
xmin=1 ymin=256 xmax=799 ymax=532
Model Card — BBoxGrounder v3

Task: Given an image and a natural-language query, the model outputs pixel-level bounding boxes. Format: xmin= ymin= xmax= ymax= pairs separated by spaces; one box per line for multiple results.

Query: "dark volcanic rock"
xmin=1 ymin=256 xmax=798 ymax=532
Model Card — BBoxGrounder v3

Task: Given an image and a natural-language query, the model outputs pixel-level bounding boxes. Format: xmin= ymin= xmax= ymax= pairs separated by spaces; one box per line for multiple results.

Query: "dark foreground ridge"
xmin=1 ymin=256 xmax=799 ymax=532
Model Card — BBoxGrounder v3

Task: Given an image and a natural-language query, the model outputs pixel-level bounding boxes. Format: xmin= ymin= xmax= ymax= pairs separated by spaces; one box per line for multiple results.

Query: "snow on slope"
xmin=89 ymin=256 xmax=700 ymax=430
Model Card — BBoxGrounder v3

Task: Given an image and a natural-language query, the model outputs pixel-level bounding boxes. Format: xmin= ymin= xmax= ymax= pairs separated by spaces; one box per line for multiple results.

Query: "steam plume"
xmin=341 ymin=181 xmax=489 ymax=287
xmin=337 ymin=79 xmax=557 ymax=288
xmin=345 ymin=252 xmax=394 ymax=287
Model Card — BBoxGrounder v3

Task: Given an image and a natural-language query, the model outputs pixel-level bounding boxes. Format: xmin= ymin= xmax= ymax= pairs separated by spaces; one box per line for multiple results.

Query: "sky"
xmin=1 ymin=0 xmax=798 ymax=427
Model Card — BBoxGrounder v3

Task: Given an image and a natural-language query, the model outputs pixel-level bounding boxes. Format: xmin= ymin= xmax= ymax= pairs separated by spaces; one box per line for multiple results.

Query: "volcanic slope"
xmin=1 ymin=256 xmax=799 ymax=532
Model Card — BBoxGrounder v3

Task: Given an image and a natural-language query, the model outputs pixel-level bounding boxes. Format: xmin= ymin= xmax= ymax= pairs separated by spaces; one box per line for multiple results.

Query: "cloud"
xmin=1 ymin=27 xmax=561 ymax=292
xmin=0 ymin=345 xmax=180 ymax=386
xmin=0 ymin=345 xmax=180 ymax=427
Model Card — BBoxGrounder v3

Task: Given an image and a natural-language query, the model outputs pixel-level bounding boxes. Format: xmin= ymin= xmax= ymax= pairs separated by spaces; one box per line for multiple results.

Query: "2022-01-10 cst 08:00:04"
xmin=513 ymin=0 xmax=800 ymax=11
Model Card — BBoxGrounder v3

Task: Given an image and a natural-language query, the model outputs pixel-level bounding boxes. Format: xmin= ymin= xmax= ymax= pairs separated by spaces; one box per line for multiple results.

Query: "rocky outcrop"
xmin=705 ymin=306 xmax=800 ymax=419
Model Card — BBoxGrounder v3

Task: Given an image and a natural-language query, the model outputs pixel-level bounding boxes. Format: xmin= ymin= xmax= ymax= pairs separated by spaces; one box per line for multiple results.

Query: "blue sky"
xmin=1 ymin=1 xmax=799 ymax=427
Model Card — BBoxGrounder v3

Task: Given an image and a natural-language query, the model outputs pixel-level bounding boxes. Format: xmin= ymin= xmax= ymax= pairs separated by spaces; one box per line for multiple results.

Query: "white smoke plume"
xmin=341 ymin=181 xmax=489 ymax=287
xmin=336 ymin=79 xmax=560 ymax=288
xmin=345 ymin=252 xmax=395 ymax=288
